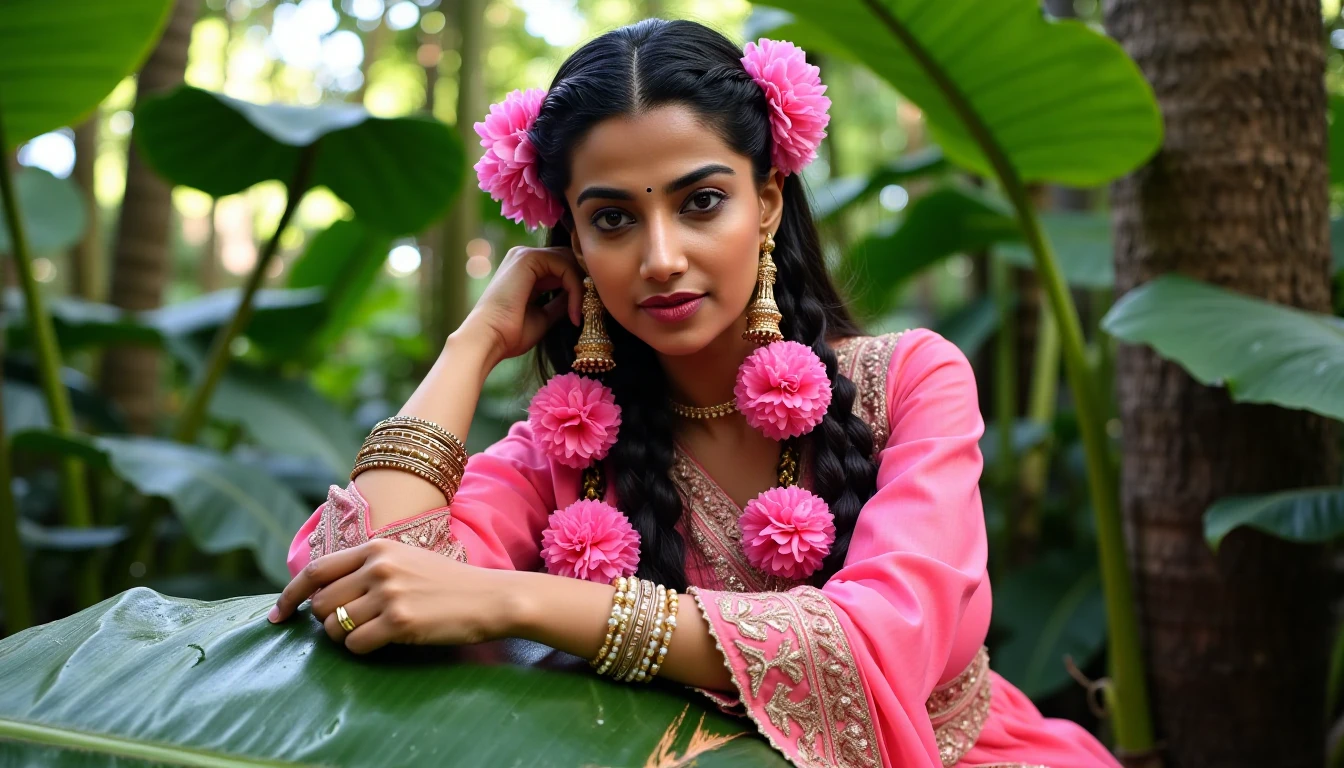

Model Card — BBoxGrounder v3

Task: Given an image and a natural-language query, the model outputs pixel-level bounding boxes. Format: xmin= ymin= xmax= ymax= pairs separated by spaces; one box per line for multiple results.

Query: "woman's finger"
xmin=531 ymin=247 xmax=584 ymax=327
xmin=321 ymin=591 xmax=378 ymax=644
xmin=307 ymin=568 xmax=371 ymax=622
xmin=270 ymin=545 xmax=370 ymax=622
xmin=343 ymin=616 xmax=399 ymax=655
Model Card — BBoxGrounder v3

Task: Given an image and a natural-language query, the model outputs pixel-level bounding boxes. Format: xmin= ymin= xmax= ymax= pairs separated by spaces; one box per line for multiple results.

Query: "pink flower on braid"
xmin=473 ymin=88 xmax=562 ymax=230
xmin=740 ymin=39 xmax=831 ymax=176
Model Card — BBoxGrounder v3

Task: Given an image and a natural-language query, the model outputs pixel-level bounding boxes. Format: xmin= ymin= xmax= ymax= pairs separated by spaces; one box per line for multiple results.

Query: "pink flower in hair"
xmin=542 ymin=500 xmax=641 ymax=582
xmin=740 ymin=39 xmax=831 ymax=176
xmin=528 ymin=373 xmax=622 ymax=468
xmin=734 ymin=340 xmax=832 ymax=441
xmin=473 ymin=88 xmax=563 ymax=230
xmin=740 ymin=486 xmax=834 ymax=580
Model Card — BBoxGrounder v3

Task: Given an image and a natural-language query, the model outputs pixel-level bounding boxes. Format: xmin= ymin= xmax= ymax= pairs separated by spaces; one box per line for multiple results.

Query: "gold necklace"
xmin=669 ymin=399 xmax=737 ymax=419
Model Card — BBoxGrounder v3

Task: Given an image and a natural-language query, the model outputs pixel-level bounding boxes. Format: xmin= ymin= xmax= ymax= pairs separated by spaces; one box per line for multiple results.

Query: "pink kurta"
xmin=289 ymin=330 xmax=1120 ymax=768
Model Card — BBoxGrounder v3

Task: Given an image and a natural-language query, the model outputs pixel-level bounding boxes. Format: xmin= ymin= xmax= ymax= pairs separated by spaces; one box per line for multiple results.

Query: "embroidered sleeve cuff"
xmin=688 ymin=585 xmax=880 ymax=768
xmin=307 ymin=482 xmax=467 ymax=564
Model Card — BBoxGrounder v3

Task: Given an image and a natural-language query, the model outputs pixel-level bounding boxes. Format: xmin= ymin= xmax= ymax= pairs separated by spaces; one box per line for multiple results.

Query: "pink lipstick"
xmin=639 ymin=292 xmax=706 ymax=323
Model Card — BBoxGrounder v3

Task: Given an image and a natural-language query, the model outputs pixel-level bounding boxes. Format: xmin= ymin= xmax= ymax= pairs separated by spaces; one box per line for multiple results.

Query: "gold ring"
xmin=336 ymin=605 xmax=357 ymax=632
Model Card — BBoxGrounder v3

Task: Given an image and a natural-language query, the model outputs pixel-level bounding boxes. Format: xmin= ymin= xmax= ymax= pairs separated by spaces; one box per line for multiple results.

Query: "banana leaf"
xmin=0 ymin=589 xmax=784 ymax=767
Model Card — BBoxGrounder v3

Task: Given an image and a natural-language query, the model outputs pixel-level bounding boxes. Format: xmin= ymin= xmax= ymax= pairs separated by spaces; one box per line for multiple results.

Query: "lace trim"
xmin=672 ymin=448 xmax=803 ymax=594
xmin=833 ymin=332 xmax=907 ymax=455
xmin=307 ymin=483 xmax=467 ymax=564
xmin=689 ymin=586 xmax=880 ymax=768
xmin=928 ymin=646 xmax=992 ymax=767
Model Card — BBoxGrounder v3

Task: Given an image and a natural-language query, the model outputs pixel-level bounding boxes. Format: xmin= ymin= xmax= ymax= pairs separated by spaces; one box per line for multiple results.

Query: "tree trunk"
xmin=99 ymin=0 xmax=197 ymax=435
xmin=431 ymin=0 xmax=485 ymax=349
xmin=1102 ymin=3 xmax=1338 ymax=766
xmin=69 ymin=115 xmax=102 ymax=302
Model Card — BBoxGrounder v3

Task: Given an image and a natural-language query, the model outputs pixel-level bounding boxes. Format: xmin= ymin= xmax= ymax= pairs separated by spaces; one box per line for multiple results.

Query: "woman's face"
xmin=564 ymin=104 xmax=784 ymax=358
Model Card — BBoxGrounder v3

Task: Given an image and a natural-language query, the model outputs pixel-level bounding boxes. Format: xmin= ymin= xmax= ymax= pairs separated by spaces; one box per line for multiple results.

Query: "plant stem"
xmin=990 ymin=253 xmax=1017 ymax=493
xmin=1016 ymin=301 xmax=1060 ymax=562
xmin=856 ymin=0 xmax=1156 ymax=751
xmin=173 ymin=145 xmax=317 ymax=443
xmin=0 ymin=99 xmax=100 ymax=609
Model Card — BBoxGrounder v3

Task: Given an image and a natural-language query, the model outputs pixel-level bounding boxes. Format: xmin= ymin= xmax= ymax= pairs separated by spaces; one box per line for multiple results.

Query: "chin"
xmin=625 ymin=312 xmax=734 ymax=358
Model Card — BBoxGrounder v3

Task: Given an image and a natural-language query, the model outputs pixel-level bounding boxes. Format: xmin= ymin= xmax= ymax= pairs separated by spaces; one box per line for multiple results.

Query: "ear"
xmin=758 ymin=167 xmax=786 ymax=237
xmin=567 ymin=220 xmax=588 ymax=273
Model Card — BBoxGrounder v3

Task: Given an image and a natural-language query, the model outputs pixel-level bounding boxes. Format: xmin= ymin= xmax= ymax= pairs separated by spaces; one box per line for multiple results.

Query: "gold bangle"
xmin=351 ymin=456 xmax=458 ymax=501
xmin=647 ymin=591 xmax=678 ymax=682
xmin=372 ymin=416 xmax=466 ymax=452
xmin=591 ymin=576 xmax=630 ymax=668
xmin=597 ymin=577 xmax=637 ymax=676
xmin=626 ymin=585 xmax=667 ymax=683
xmin=611 ymin=579 xmax=653 ymax=680
xmin=357 ymin=434 xmax=465 ymax=483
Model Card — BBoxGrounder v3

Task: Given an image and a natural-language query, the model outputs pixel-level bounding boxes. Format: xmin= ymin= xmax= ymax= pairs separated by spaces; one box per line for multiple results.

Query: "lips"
xmin=639 ymin=292 xmax=706 ymax=323
xmin=638 ymin=291 xmax=705 ymax=308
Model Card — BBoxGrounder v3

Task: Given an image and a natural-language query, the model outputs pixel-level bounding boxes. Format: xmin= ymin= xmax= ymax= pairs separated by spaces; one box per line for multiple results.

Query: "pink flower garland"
xmin=734 ymin=340 xmax=832 ymax=440
xmin=528 ymin=373 xmax=622 ymax=469
xmin=739 ymin=486 xmax=835 ymax=580
xmin=541 ymin=499 xmax=641 ymax=582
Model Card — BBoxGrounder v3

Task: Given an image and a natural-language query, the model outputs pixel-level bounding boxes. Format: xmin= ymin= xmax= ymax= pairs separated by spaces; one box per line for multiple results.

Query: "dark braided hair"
xmin=530 ymin=19 xmax=878 ymax=590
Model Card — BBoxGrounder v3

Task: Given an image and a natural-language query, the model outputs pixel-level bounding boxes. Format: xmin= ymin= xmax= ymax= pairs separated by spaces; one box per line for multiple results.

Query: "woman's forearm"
xmin=356 ymin=331 xmax=497 ymax=530
xmin=501 ymin=569 xmax=734 ymax=692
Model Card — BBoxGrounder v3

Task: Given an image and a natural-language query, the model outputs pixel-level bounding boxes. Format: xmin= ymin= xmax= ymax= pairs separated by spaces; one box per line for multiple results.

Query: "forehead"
xmin=565 ymin=104 xmax=747 ymax=193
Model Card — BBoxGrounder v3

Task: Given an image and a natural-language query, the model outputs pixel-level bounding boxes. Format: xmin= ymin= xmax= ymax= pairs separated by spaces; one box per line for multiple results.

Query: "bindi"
xmin=646 ymin=187 xmax=652 ymax=193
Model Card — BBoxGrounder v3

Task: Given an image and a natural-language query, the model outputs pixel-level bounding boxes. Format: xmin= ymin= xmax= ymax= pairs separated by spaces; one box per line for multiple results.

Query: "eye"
xmin=591 ymin=209 xmax=634 ymax=232
xmin=682 ymin=189 xmax=727 ymax=214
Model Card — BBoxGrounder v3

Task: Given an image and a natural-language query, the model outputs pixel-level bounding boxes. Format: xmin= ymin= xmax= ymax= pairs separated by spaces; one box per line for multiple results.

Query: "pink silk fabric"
xmin=287 ymin=330 xmax=1120 ymax=768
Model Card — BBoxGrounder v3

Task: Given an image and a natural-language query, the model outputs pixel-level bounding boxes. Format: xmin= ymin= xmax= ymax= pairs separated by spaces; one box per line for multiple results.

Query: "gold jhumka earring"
xmin=742 ymin=232 xmax=784 ymax=346
xmin=573 ymin=276 xmax=616 ymax=373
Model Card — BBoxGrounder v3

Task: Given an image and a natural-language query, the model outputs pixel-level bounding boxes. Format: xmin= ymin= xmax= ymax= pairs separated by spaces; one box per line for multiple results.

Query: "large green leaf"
xmin=0 ymin=0 xmax=173 ymax=150
xmin=1101 ymin=275 xmax=1344 ymax=421
xmin=0 ymin=589 xmax=782 ymax=766
xmin=13 ymin=431 xmax=311 ymax=587
xmin=0 ymin=167 xmax=86 ymax=253
xmin=1204 ymin=487 xmax=1344 ymax=551
xmin=991 ymin=552 xmax=1106 ymax=699
xmin=842 ymin=185 xmax=1019 ymax=315
xmin=134 ymin=86 xmax=464 ymax=235
xmin=1329 ymin=93 xmax=1344 ymax=187
xmin=211 ymin=366 xmax=363 ymax=476
xmin=760 ymin=0 xmax=1162 ymax=185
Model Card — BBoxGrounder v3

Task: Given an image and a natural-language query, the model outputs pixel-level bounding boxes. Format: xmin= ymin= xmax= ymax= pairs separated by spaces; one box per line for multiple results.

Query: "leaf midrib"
xmin=0 ymin=717 xmax=306 ymax=767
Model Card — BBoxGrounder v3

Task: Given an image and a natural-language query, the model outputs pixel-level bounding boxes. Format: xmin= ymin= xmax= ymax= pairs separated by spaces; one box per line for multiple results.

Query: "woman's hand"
xmin=268 ymin=539 xmax=520 ymax=654
xmin=456 ymin=245 xmax=586 ymax=368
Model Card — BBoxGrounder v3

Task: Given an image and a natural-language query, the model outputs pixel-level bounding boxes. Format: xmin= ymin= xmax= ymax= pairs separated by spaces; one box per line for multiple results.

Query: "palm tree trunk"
xmin=1103 ymin=2 xmax=1338 ymax=766
xmin=99 ymin=0 xmax=197 ymax=434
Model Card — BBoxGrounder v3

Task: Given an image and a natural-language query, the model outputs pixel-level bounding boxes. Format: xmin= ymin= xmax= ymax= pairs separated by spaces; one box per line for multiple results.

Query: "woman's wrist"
xmin=444 ymin=327 xmax=500 ymax=385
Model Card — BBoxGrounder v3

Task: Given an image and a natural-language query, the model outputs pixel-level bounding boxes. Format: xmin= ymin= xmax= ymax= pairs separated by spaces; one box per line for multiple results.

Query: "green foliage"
xmin=991 ymin=552 xmax=1106 ymax=699
xmin=756 ymin=0 xmax=1162 ymax=185
xmin=1204 ymin=487 xmax=1344 ymax=551
xmin=134 ymin=86 xmax=465 ymax=235
xmin=0 ymin=589 xmax=783 ymax=766
xmin=998 ymin=212 xmax=1115 ymax=289
xmin=14 ymin=430 xmax=310 ymax=587
xmin=0 ymin=168 xmax=86 ymax=254
xmin=283 ymin=218 xmax=394 ymax=360
xmin=0 ymin=0 xmax=174 ymax=150
xmin=1102 ymin=275 xmax=1344 ymax=422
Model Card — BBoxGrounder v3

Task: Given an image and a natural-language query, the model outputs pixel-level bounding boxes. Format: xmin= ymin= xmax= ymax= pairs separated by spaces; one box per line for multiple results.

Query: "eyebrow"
xmin=575 ymin=163 xmax=736 ymax=207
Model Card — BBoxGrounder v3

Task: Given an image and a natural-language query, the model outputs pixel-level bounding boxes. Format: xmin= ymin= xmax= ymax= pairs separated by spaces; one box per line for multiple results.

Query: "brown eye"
xmin=683 ymin=190 xmax=726 ymax=213
xmin=592 ymin=209 xmax=634 ymax=232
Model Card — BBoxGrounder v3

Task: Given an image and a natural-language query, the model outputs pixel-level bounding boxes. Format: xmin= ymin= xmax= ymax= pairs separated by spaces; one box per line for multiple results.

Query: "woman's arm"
xmin=504 ymin=569 xmax=734 ymax=691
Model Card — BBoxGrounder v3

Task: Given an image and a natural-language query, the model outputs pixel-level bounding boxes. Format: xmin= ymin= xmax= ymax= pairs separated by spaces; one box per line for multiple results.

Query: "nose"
xmin=639 ymin=215 xmax=688 ymax=283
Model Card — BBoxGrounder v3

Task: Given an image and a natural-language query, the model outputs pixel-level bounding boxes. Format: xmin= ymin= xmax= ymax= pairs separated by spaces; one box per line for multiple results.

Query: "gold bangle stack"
xmin=351 ymin=416 xmax=468 ymax=502
xmin=591 ymin=576 xmax=678 ymax=684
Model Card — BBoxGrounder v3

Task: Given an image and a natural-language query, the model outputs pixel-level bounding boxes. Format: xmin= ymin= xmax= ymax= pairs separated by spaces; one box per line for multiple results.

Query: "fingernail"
xmin=268 ymin=605 xmax=280 ymax=623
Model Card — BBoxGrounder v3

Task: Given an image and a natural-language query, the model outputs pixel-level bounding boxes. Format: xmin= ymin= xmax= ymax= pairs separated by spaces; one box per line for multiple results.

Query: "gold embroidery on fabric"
xmin=673 ymin=451 xmax=803 ymax=593
xmin=694 ymin=587 xmax=880 ymax=768
xmin=928 ymin=646 xmax=992 ymax=767
xmin=834 ymin=333 xmax=906 ymax=455
xmin=737 ymin=637 xmax=806 ymax=697
xmin=307 ymin=483 xmax=467 ymax=564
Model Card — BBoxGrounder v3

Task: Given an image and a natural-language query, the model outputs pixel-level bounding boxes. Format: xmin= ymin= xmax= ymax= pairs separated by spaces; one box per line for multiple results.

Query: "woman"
xmin=271 ymin=19 xmax=1120 ymax=768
